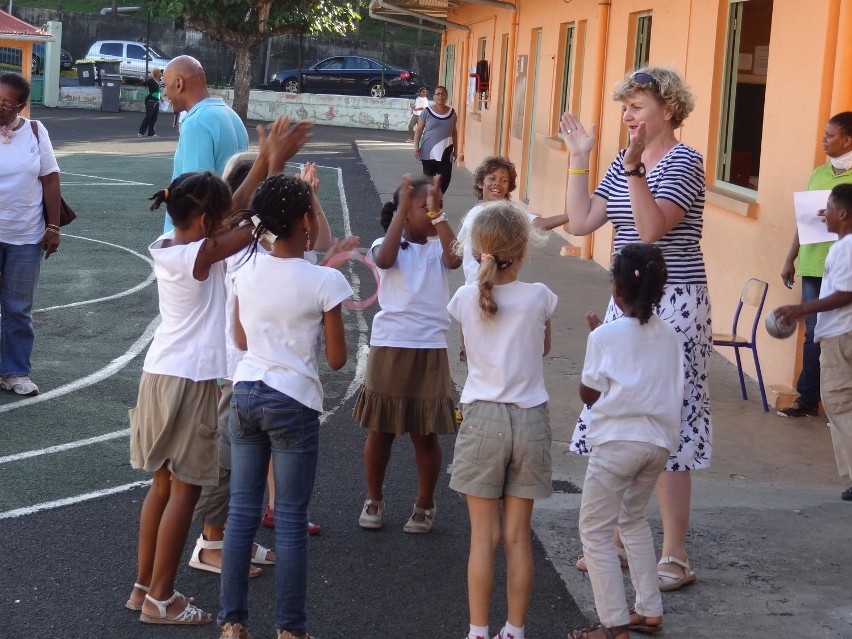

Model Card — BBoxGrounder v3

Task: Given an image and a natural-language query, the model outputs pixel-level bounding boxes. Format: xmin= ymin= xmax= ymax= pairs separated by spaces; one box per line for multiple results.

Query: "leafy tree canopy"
xmin=153 ymin=0 xmax=360 ymax=47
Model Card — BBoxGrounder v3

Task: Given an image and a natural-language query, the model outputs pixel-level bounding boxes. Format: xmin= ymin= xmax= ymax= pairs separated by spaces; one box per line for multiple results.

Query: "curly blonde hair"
xmin=612 ymin=67 xmax=695 ymax=128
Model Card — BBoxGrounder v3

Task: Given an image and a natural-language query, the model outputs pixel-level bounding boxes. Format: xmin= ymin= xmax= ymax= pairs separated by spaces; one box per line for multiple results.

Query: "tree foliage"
xmin=151 ymin=0 xmax=360 ymax=117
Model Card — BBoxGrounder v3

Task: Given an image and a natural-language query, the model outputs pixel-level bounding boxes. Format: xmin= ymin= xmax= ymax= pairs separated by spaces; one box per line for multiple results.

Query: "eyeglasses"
xmin=630 ymin=72 xmax=659 ymax=89
xmin=0 ymin=100 xmax=23 ymax=111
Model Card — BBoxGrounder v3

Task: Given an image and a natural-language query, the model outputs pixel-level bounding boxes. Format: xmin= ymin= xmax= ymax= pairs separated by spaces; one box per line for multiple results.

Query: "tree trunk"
xmin=232 ymin=44 xmax=254 ymax=120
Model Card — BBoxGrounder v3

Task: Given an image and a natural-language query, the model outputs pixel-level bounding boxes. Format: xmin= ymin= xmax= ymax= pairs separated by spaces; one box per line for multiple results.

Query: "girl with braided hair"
xmin=218 ymin=173 xmax=353 ymax=639
xmin=569 ymin=243 xmax=684 ymax=639
xmin=447 ymin=201 xmax=555 ymax=639
xmin=126 ymin=116 xmax=312 ymax=626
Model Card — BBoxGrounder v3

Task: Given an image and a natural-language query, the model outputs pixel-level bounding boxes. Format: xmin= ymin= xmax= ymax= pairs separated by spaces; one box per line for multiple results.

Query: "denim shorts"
xmin=449 ymin=401 xmax=552 ymax=499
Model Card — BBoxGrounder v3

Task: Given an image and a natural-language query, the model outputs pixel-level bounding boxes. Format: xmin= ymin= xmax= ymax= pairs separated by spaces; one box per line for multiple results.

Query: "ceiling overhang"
xmin=368 ymin=0 xmax=517 ymax=34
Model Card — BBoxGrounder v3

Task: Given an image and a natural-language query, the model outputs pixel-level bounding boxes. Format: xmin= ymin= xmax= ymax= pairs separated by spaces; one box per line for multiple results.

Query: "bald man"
xmin=161 ymin=55 xmax=248 ymax=232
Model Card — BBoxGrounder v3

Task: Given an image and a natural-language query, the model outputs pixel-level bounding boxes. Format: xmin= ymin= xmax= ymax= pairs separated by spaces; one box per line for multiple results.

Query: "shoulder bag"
xmin=30 ymin=120 xmax=77 ymax=227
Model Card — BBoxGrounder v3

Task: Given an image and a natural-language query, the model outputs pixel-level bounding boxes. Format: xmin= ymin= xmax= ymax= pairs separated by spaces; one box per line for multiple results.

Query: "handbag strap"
xmin=30 ymin=119 xmax=39 ymax=143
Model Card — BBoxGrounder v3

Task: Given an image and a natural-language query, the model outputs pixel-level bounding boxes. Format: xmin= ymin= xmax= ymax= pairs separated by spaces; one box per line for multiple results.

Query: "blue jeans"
xmin=219 ymin=380 xmax=320 ymax=635
xmin=795 ymin=276 xmax=822 ymax=410
xmin=0 ymin=241 xmax=42 ymax=376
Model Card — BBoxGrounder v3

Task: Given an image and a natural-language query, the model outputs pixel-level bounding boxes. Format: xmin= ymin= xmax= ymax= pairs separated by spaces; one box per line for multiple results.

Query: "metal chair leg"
xmin=751 ymin=347 xmax=769 ymax=412
xmin=733 ymin=347 xmax=748 ymax=400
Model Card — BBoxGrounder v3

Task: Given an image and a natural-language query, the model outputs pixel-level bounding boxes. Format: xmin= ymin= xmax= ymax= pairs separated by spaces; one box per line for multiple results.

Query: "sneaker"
xmin=277 ymin=631 xmax=314 ymax=639
xmin=842 ymin=486 xmax=852 ymax=501
xmin=0 ymin=375 xmax=39 ymax=396
xmin=137 ymin=133 xmax=143 ymax=137
xmin=358 ymin=498 xmax=384 ymax=529
xmin=220 ymin=622 xmax=251 ymax=639
xmin=776 ymin=403 xmax=819 ymax=417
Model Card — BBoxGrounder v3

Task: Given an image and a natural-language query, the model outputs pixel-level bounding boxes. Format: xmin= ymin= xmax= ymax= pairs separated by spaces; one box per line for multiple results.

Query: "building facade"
xmin=426 ymin=0 xmax=850 ymax=396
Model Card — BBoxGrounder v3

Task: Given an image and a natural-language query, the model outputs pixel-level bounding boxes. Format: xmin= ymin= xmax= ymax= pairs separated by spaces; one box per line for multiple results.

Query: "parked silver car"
xmin=84 ymin=40 xmax=171 ymax=81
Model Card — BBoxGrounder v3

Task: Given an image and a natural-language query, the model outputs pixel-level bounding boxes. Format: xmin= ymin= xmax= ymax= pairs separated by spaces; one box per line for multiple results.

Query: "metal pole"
xmin=381 ymin=21 xmax=386 ymax=93
xmin=145 ymin=7 xmax=151 ymax=77
xmin=297 ymin=33 xmax=302 ymax=92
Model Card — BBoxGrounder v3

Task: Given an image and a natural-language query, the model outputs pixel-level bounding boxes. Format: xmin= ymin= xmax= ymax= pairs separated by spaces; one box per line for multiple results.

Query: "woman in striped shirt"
xmin=561 ymin=67 xmax=709 ymax=595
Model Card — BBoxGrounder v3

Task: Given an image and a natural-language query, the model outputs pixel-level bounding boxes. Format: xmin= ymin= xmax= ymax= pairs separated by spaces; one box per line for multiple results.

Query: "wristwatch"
xmin=624 ymin=162 xmax=646 ymax=178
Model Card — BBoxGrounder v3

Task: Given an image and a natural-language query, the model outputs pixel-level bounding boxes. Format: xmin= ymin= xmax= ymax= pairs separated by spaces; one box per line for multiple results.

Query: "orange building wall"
xmin=441 ymin=0 xmax=851 ymax=396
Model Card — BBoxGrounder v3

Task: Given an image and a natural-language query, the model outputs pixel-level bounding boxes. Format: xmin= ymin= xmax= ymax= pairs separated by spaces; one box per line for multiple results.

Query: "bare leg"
xmin=466 ymin=495 xmax=501 ymax=627
xmin=141 ymin=477 xmax=206 ymax=619
xmin=129 ymin=468 xmax=171 ymax=607
xmin=364 ymin=431 xmax=395 ymax=514
xmin=503 ymin=495 xmax=534 ymax=628
xmin=656 ymin=470 xmax=692 ymax=573
xmin=410 ymin=432 xmax=441 ymax=519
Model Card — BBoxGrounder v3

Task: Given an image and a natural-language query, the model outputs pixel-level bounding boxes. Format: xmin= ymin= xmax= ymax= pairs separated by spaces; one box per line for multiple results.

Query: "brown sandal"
xmin=628 ymin=609 xmax=663 ymax=633
xmin=567 ymin=623 xmax=630 ymax=639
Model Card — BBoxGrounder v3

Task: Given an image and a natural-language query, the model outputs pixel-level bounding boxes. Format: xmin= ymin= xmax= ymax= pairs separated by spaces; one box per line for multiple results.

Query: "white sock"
xmin=501 ymin=622 xmax=525 ymax=639
xmin=468 ymin=624 xmax=488 ymax=639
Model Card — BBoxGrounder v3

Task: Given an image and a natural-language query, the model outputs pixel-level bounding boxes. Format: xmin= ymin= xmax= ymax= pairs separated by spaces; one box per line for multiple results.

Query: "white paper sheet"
xmin=794 ymin=190 xmax=838 ymax=245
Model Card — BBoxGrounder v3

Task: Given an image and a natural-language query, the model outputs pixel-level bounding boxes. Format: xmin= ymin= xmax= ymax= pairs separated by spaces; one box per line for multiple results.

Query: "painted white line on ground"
xmin=57 ymin=182 xmax=155 ymax=187
xmin=0 ymin=316 xmax=160 ymax=414
xmin=60 ymin=171 xmax=151 ymax=185
xmin=0 ymin=429 xmax=129 ymax=465
xmin=0 ymin=480 xmax=151 ymax=520
xmin=34 ymin=234 xmax=155 ymax=313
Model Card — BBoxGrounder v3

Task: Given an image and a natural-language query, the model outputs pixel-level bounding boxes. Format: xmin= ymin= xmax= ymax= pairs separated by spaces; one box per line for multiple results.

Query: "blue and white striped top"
xmin=594 ymin=143 xmax=707 ymax=284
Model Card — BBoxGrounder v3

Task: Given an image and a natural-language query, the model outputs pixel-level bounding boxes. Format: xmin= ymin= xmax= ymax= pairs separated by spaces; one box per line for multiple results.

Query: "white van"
xmin=84 ymin=40 xmax=172 ymax=81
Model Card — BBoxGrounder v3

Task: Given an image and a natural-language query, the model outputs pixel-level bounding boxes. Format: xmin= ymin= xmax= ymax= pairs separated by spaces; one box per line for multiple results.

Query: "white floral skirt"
xmin=571 ymin=283 xmax=713 ymax=471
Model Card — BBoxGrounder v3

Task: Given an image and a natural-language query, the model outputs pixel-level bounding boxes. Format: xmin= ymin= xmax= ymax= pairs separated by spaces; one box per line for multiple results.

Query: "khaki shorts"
xmin=449 ymin=401 xmax=552 ymax=499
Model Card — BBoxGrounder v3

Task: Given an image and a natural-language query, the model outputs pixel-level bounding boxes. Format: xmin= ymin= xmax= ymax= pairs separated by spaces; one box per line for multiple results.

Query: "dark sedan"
xmin=269 ymin=55 xmax=421 ymax=98
xmin=0 ymin=44 xmax=73 ymax=74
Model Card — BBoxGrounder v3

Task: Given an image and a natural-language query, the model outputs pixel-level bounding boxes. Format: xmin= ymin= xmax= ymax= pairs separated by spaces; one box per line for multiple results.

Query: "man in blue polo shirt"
xmin=161 ymin=55 xmax=248 ymax=232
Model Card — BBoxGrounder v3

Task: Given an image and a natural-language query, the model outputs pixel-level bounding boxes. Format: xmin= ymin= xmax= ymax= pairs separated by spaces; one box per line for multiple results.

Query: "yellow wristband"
xmin=426 ymin=210 xmax=443 ymax=219
xmin=568 ymin=168 xmax=590 ymax=174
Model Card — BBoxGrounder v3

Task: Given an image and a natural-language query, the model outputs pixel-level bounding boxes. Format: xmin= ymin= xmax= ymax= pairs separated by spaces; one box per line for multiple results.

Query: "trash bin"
xmin=100 ymin=73 xmax=122 ymax=112
xmin=96 ymin=60 xmax=120 ymax=85
xmin=76 ymin=61 xmax=96 ymax=86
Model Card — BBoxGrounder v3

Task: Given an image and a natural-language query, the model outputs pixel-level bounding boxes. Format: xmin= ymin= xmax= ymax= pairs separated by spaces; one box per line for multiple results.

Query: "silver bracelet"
xmin=430 ymin=214 xmax=448 ymax=226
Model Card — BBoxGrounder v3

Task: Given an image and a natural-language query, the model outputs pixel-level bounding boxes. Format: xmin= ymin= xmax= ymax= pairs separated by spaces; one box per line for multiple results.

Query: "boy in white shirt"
xmin=776 ymin=183 xmax=852 ymax=501
xmin=407 ymin=87 xmax=429 ymax=143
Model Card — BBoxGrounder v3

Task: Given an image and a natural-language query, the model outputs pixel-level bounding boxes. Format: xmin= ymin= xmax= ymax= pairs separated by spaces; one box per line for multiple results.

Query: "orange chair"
xmin=712 ymin=278 xmax=769 ymax=412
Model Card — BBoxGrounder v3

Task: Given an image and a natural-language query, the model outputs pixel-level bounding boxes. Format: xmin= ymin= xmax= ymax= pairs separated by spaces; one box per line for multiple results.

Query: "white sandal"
xmin=359 ymin=499 xmax=384 ymax=529
xmin=188 ymin=534 xmax=269 ymax=575
xmin=657 ymin=555 xmax=696 ymax=591
xmin=139 ymin=591 xmax=211 ymax=625
xmin=125 ymin=582 xmax=149 ymax=611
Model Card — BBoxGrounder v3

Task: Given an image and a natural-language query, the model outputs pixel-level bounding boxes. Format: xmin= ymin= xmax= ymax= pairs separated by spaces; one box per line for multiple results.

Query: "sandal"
xmin=188 ymin=535 xmax=263 ymax=577
xmin=628 ymin=609 xmax=662 ymax=633
xmin=139 ymin=591 xmax=212 ymax=625
xmin=657 ymin=555 xmax=696 ymax=591
xmin=575 ymin=546 xmax=628 ymax=572
xmin=359 ymin=498 xmax=384 ymax=529
xmin=125 ymin=582 xmax=149 ymax=611
xmin=403 ymin=503 xmax=436 ymax=533
xmin=567 ymin=623 xmax=630 ymax=639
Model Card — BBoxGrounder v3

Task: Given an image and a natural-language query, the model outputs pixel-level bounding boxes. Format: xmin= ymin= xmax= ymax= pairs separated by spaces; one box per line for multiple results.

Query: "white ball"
xmin=765 ymin=309 xmax=796 ymax=339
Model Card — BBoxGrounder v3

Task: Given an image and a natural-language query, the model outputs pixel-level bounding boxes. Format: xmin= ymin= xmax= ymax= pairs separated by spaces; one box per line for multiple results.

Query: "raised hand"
xmin=560 ymin=112 xmax=597 ymax=156
xmin=322 ymin=235 xmax=362 ymax=264
xmin=426 ymin=174 xmax=442 ymax=214
xmin=586 ymin=311 xmax=603 ymax=330
xmin=301 ymin=161 xmax=320 ymax=193
xmin=397 ymin=174 xmax=413 ymax=217
xmin=623 ymin=120 xmax=647 ymax=167
xmin=261 ymin=116 xmax=313 ymax=176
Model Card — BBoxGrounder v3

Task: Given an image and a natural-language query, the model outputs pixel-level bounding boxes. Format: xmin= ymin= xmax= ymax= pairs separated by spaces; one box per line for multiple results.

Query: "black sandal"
xmin=628 ymin=609 xmax=663 ymax=633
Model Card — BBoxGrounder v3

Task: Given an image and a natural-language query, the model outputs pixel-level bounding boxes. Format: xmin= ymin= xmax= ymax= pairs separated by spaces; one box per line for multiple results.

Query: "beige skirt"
xmin=353 ymin=346 xmax=457 ymax=436
xmin=129 ymin=372 xmax=220 ymax=486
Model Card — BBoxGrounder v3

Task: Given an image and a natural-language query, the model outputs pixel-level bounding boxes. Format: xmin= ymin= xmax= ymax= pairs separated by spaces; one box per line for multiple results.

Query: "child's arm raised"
xmin=194 ymin=118 xmax=313 ymax=280
xmin=323 ymin=305 xmax=348 ymax=370
xmin=427 ymin=175 xmax=462 ymax=270
xmin=302 ymin=162 xmax=333 ymax=252
xmin=374 ymin=174 xmax=413 ymax=269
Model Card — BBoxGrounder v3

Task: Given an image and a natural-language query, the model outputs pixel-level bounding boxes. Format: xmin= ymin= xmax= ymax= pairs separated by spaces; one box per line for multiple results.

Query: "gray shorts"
xmin=449 ymin=401 xmax=552 ymax=499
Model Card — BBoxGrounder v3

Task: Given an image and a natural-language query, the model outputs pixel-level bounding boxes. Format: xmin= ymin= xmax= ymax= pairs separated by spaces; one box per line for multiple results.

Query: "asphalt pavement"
xmin=1 ymin=106 xmax=850 ymax=638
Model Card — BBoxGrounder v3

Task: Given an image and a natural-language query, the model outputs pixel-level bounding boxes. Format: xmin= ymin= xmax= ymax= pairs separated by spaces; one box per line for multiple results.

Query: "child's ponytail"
xmin=149 ymin=171 xmax=232 ymax=236
xmin=476 ymin=254 xmax=500 ymax=315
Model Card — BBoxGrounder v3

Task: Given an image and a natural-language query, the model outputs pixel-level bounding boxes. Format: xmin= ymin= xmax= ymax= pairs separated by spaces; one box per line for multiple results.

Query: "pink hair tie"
xmin=479 ymin=253 xmax=494 ymax=261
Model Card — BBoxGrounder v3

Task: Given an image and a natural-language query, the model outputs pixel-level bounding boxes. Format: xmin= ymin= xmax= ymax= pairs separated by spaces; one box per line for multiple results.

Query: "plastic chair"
xmin=712 ymin=278 xmax=769 ymax=412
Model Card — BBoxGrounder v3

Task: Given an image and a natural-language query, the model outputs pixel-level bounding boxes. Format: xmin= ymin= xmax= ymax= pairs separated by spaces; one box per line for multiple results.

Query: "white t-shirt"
xmin=412 ymin=96 xmax=429 ymax=115
xmin=233 ymin=255 xmax=352 ymax=413
xmin=0 ymin=119 xmax=60 ymax=245
xmin=581 ymin=315 xmax=684 ymax=452
xmin=815 ymin=234 xmax=852 ymax=341
xmin=458 ymin=202 xmax=539 ymax=285
xmin=367 ymin=237 xmax=452 ymax=349
xmin=448 ymin=281 xmax=557 ymax=407
xmin=224 ymin=247 xmax=318 ymax=378
xmin=143 ymin=234 xmax=228 ymax=381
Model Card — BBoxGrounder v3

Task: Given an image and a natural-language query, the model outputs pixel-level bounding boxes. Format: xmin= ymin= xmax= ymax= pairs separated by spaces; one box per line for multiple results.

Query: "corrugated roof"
xmin=0 ymin=9 xmax=51 ymax=39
